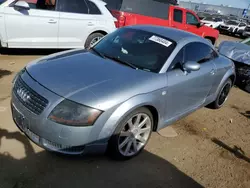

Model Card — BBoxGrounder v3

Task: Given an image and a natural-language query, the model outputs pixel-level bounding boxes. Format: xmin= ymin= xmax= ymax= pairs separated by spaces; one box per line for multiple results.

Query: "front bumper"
xmin=11 ymin=72 xmax=107 ymax=155
xmin=219 ymin=27 xmax=233 ymax=33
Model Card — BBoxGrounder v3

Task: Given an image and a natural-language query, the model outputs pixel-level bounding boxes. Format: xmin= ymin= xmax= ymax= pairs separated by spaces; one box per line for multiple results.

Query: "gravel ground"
xmin=0 ymin=35 xmax=249 ymax=188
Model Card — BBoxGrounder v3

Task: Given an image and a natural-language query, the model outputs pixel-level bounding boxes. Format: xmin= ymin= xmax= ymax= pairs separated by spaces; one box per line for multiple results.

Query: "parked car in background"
xmin=242 ymin=25 xmax=250 ymax=38
xmin=218 ymin=38 xmax=250 ymax=93
xmin=197 ymin=11 xmax=212 ymax=20
xmin=219 ymin=20 xmax=247 ymax=37
xmin=0 ymin=0 xmax=116 ymax=49
xmin=201 ymin=16 xmax=223 ymax=29
xmin=104 ymin=0 xmax=219 ymax=44
xmin=11 ymin=25 xmax=235 ymax=159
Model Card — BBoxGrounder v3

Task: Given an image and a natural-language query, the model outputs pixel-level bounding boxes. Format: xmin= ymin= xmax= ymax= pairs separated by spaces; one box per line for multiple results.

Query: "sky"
xmin=181 ymin=0 xmax=250 ymax=9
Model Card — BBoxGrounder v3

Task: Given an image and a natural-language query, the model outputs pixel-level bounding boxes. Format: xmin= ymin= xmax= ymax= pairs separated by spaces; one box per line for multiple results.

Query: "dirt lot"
xmin=0 ymin=35 xmax=249 ymax=188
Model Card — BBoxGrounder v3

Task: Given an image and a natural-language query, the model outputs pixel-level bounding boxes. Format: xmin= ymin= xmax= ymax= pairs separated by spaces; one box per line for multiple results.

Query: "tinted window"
xmin=239 ymin=23 xmax=246 ymax=27
xmin=214 ymin=18 xmax=222 ymax=22
xmin=86 ymin=0 xmax=101 ymax=14
xmin=169 ymin=49 xmax=184 ymax=70
xmin=58 ymin=0 xmax=88 ymax=14
xmin=204 ymin=17 xmax=214 ymax=21
xmin=185 ymin=42 xmax=215 ymax=63
xmin=186 ymin=12 xmax=199 ymax=25
xmin=12 ymin=0 xmax=56 ymax=10
xmin=93 ymin=28 xmax=176 ymax=73
xmin=104 ymin=0 xmax=169 ymax=20
xmin=225 ymin=20 xmax=238 ymax=25
xmin=174 ymin=9 xmax=183 ymax=23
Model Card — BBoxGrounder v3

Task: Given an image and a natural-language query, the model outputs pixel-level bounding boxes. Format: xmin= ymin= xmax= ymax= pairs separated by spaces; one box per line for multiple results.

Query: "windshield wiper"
xmin=104 ymin=55 xmax=138 ymax=70
xmin=90 ymin=48 xmax=106 ymax=59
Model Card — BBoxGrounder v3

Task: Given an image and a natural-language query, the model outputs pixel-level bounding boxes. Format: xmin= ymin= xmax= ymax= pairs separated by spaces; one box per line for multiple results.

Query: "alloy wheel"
xmin=218 ymin=83 xmax=231 ymax=106
xmin=90 ymin=37 xmax=101 ymax=46
xmin=118 ymin=113 xmax=152 ymax=157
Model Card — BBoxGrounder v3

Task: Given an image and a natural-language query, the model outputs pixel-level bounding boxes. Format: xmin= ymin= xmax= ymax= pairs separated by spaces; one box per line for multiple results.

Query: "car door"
xmin=57 ymin=0 xmax=100 ymax=48
xmin=170 ymin=7 xmax=186 ymax=31
xmin=185 ymin=10 xmax=203 ymax=36
xmin=4 ymin=0 xmax=59 ymax=48
xmin=165 ymin=42 xmax=216 ymax=120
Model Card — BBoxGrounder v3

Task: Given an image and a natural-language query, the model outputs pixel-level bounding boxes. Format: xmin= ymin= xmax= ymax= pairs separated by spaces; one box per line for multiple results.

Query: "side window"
xmin=86 ymin=0 xmax=101 ymax=14
xmin=186 ymin=12 xmax=199 ymax=25
xmin=173 ymin=9 xmax=183 ymax=23
xmin=12 ymin=0 xmax=57 ymax=10
xmin=185 ymin=42 xmax=215 ymax=63
xmin=168 ymin=48 xmax=184 ymax=71
xmin=58 ymin=0 xmax=88 ymax=14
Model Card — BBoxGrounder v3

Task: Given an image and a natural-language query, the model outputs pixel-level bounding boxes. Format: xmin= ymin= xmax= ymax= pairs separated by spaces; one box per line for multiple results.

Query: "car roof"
xmin=126 ymin=25 xmax=203 ymax=43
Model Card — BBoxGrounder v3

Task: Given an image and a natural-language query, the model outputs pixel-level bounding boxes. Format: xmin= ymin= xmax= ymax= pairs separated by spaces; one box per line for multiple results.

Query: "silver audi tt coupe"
xmin=11 ymin=25 xmax=235 ymax=160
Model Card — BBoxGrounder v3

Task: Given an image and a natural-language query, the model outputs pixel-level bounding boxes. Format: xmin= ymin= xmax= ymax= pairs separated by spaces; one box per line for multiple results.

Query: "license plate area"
xmin=12 ymin=104 xmax=40 ymax=143
xmin=12 ymin=104 xmax=25 ymax=130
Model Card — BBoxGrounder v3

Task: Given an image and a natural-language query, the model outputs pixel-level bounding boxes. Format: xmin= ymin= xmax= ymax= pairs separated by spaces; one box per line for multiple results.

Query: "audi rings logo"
xmin=17 ymin=88 xmax=31 ymax=102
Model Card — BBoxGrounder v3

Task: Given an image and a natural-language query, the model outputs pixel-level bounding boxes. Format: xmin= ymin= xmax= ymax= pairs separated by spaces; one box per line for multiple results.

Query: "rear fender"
xmin=215 ymin=68 xmax=236 ymax=97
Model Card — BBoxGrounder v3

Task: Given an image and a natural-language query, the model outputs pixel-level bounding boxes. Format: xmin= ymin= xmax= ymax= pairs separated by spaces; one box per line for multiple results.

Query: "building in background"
xmin=179 ymin=1 xmax=250 ymax=18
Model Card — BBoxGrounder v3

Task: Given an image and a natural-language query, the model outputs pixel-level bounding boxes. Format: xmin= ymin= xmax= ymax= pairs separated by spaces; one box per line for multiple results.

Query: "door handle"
xmin=48 ymin=19 xmax=57 ymax=24
xmin=88 ymin=22 xmax=94 ymax=26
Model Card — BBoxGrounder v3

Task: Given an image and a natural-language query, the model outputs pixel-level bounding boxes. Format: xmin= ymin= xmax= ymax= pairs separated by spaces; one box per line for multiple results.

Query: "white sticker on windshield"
xmin=149 ymin=35 xmax=172 ymax=47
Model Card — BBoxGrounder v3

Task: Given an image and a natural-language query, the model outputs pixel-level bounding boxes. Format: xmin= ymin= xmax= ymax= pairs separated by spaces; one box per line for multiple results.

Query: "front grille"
xmin=220 ymin=25 xmax=229 ymax=29
xmin=13 ymin=76 xmax=48 ymax=115
xmin=42 ymin=139 xmax=85 ymax=154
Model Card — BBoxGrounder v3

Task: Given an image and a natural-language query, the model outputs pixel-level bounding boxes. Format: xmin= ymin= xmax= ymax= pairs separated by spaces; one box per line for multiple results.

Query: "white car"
xmin=201 ymin=17 xmax=223 ymax=29
xmin=0 ymin=0 xmax=116 ymax=49
xmin=219 ymin=20 xmax=247 ymax=37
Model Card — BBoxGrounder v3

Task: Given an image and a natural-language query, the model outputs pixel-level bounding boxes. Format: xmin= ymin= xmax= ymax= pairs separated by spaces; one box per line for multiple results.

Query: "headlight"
xmin=48 ymin=99 xmax=102 ymax=126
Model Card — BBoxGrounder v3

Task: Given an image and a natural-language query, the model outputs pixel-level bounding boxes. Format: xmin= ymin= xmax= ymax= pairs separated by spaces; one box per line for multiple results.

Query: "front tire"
xmin=210 ymin=79 xmax=232 ymax=109
xmin=84 ymin=33 xmax=104 ymax=49
xmin=108 ymin=107 xmax=153 ymax=160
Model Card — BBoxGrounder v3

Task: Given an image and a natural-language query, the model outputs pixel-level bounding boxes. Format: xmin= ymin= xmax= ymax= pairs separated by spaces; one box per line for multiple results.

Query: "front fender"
xmin=215 ymin=67 xmax=236 ymax=97
xmin=97 ymin=90 xmax=166 ymax=141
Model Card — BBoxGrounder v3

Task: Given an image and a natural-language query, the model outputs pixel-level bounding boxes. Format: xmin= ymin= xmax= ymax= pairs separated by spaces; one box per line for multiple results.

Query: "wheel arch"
xmin=144 ymin=105 xmax=159 ymax=132
xmin=87 ymin=30 xmax=108 ymax=38
xmin=97 ymin=95 xmax=163 ymax=141
xmin=215 ymin=70 xmax=236 ymax=97
xmin=204 ymin=36 xmax=216 ymax=45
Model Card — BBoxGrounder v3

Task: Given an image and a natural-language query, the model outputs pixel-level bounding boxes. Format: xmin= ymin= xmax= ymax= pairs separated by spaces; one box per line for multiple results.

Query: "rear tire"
xmin=84 ymin=33 xmax=104 ymax=49
xmin=108 ymin=107 xmax=153 ymax=160
xmin=209 ymin=79 xmax=232 ymax=109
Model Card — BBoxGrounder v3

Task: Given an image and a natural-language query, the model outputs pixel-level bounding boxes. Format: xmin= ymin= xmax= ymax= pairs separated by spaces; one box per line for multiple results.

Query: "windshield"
xmin=226 ymin=20 xmax=239 ymax=25
xmin=92 ymin=28 xmax=176 ymax=73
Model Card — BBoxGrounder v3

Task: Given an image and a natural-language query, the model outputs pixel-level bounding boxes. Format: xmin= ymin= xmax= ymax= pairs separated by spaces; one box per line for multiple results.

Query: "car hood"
xmin=220 ymin=23 xmax=237 ymax=27
xmin=218 ymin=40 xmax=250 ymax=65
xmin=26 ymin=49 xmax=164 ymax=110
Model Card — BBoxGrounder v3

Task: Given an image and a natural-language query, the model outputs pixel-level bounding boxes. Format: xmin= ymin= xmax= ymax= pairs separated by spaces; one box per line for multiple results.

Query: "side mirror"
xmin=196 ymin=22 xmax=204 ymax=28
xmin=14 ymin=1 xmax=30 ymax=10
xmin=183 ymin=61 xmax=200 ymax=72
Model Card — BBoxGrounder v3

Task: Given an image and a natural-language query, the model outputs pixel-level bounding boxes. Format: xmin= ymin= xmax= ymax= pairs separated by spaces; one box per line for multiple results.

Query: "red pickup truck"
xmin=104 ymin=0 xmax=219 ymax=44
